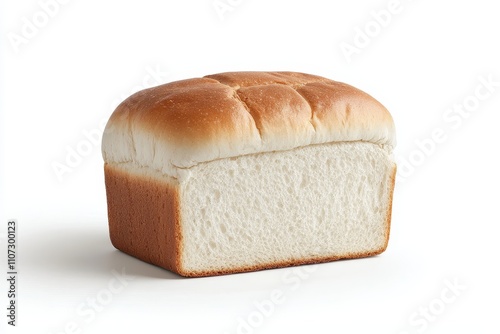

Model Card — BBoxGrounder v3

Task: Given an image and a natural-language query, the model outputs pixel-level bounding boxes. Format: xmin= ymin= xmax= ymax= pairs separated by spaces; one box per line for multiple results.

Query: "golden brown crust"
xmin=102 ymin=71 xmax=396 ymax=174
xmin=205 ymin=71 xmax=331 ymax=88
xmin=104 ymin=163 xmax=182 ymax=272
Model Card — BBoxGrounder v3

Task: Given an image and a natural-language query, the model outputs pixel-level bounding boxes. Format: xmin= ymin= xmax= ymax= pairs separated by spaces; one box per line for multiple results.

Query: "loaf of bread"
xmin=102 ymin=71 xmax=396 ymax=277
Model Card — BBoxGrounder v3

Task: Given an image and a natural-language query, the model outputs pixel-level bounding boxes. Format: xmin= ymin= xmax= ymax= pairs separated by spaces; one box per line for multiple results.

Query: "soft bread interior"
xmin=179 ymin=141 xmax=395 ymax=274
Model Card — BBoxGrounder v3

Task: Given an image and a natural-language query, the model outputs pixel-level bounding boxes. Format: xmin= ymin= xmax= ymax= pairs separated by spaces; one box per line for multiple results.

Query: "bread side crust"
xmin=104 ymin=163 xmax=182 ymax=273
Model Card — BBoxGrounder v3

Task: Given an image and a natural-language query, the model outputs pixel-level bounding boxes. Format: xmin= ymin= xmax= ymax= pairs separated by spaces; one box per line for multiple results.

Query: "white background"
xmin=1 ymin=0 xmax=499 ymax=333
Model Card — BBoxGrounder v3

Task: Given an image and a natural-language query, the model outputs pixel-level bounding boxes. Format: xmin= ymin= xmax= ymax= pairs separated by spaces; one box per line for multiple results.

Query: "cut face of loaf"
xmin=102 ymin=71 xmax=397 ymax=277
xmin=105 ymin=141 xmax=395 ymax=277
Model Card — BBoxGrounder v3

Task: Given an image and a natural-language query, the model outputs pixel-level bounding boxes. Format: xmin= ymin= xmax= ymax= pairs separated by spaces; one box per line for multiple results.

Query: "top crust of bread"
xmin=102 ymin=71 xmax=396 ymax=177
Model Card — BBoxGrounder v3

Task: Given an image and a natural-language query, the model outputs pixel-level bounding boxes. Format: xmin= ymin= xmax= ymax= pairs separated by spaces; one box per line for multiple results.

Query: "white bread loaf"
xmin=102 ymin=71 xmax=396 ymax=277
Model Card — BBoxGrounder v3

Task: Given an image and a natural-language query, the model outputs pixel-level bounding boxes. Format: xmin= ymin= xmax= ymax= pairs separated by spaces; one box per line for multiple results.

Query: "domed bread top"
xmin=102 ymin=71 xmax=395 ymax=175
